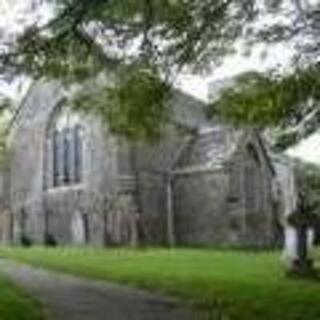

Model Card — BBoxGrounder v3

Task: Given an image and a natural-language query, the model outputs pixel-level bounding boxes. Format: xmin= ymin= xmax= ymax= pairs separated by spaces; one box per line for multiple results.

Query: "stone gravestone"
xmin=71 ymin=210 xmax=86 ymax=245
xmin=286 ymin=191 xmax=318 ymax=278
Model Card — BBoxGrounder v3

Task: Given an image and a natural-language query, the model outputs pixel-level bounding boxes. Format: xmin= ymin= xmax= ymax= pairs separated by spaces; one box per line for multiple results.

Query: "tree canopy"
xmin=0 ymin=0 xmax=318 ymax=145
xmin=294 ymin=159 xmax=320 ymax=225
xmin=210 ymin=64 xmax=320 ymax=150
xmin=210 ymin=0 xmax=320 ymax=149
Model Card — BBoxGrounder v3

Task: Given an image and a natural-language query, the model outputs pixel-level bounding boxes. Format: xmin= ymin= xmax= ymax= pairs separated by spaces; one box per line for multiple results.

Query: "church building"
xmin=0 ymin=80 xmax=281 ymax=247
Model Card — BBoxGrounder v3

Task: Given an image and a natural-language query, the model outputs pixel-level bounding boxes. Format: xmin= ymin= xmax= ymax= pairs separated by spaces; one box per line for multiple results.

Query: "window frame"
xmin=45 ymin=109 xmax=85 ymax=190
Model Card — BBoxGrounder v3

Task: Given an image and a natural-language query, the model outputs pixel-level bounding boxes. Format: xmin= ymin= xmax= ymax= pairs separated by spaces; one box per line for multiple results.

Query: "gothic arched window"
xmin=74 ymin=124 xmax=84 ymax=184
xmin=47 ymin=109 xmax=85 ymax=188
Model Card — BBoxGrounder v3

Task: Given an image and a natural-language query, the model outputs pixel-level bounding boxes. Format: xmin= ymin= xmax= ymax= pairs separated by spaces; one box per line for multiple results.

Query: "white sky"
xmin=287 ymin=134 xmax=320 ymax=164
xmin=1 ymin=0 xmax=319 ymax=165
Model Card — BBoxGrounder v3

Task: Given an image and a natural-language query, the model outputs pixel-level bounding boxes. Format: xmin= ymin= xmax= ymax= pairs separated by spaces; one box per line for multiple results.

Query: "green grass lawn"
xmin=0 ymin=275 xmax=43 ymax=320
xmin=1 ymin=247 xmax=320 ymax=320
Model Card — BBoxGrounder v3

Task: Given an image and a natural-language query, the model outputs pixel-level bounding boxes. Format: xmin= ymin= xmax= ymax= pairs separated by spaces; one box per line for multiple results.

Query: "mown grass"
xmin=0 ymin=274 xmax=43 ymax=320
xmin=1 ymin=247 xmax=320 ymax=320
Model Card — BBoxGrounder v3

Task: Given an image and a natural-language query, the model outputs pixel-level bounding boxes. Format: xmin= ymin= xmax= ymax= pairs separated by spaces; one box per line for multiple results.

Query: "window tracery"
xmin=46 ymin=108 xmax=85 ymax=189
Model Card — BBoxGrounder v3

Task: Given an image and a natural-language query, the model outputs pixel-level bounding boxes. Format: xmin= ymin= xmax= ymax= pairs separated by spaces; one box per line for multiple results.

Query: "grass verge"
xmin=1 ymin=247 xmax=320 ymax=320
xmin=0 ymin=274 xmax=43 ymax=320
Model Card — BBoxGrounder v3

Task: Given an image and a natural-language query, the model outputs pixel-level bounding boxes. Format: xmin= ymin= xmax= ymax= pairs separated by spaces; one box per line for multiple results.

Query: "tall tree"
xmin=0 ymin=0 xmax=318 ymax=143
xmin=210 ymin=0 xmax=320 ymax=149
xmin=0 ymin=0 xmax=263 ymax=139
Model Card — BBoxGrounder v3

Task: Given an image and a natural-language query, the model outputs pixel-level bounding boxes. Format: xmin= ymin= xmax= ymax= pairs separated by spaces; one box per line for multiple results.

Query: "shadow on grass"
xmin=286 ymin=263 xmax=320 ymax=282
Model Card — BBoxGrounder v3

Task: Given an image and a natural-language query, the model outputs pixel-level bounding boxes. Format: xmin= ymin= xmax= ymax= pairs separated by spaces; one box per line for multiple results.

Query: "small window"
xmin=228 ymin=164 xmax=241 ymax=203
xmin=245 ymin=165 xmax=256 ymax=211
xmin=247 ymin=144 xmax=260 ymax=166
xmin=245 ymin=143 xmax=263 ymax=213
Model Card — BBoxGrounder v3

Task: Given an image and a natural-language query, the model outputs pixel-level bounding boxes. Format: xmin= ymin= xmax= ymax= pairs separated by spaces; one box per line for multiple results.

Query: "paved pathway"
xmin=0 ymin=260 xmax=193 ymax=320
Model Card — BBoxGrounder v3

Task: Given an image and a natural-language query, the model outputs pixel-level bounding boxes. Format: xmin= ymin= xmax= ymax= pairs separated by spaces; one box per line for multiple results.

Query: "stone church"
xmin=0 ymin=79 xmax=282 ymax=247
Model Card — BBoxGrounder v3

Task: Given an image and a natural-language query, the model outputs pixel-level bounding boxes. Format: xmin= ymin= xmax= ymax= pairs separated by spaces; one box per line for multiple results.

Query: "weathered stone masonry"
xmin=0 ymin=80 xmax=281 ymax=247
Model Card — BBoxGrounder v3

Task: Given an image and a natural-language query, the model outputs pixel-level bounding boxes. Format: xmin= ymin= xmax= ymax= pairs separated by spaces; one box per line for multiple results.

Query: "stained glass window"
xmin=53 ymin=130 xmax=61 ymax=187
xmin=49 ymin=111 xmax=84 ymax=188
xmin=74 ymin=125 xmax=83 ymax=184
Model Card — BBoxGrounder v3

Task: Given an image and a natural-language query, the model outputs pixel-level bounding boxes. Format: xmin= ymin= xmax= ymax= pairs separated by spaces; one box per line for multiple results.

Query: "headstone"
xmin=285 ymin=192 xmax=318 ymax=278
xmin=283 ymin=227 xmax=314 ymax=262
xmin=71 ymin=210 xmax=86 ymax=245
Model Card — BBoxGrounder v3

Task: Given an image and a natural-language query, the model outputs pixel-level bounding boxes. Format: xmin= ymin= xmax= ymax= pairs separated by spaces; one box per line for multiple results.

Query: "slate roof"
xmin=174 ymin=125 xmax=244 ymax=171
xmin=167 ymin=89 xmax=211 ymax=129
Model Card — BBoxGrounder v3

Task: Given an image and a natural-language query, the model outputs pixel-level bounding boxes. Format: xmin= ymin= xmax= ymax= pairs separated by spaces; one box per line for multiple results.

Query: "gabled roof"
xmin=173 ymin=125 xmax=276 ymax=175
xmin=174 ymin=125 xmax=244 ymax=171
xmin=253 ymin=129 xmax=276 ymax=176
xmin=167 ymin=89 xmax=211 ymax=130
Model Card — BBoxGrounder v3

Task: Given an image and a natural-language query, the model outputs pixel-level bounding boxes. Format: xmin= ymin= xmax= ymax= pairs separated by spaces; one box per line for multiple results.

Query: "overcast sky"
xmin=0 ymin=0 xmax=319 ymax=165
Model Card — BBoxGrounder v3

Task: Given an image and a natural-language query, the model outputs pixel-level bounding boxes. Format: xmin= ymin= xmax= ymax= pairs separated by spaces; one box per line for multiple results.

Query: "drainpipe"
xmin=9 ymin=210 xmax=14 ymax=245
xmin=164 ymin=134 xmax=194 ymax=247
xmin=166 ymin=173 xmax=175 ymax=247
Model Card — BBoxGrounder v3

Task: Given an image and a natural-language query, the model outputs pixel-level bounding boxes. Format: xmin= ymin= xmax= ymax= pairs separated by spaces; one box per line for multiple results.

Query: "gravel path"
xmin=0 ymin=260 xmax=194 ymax=320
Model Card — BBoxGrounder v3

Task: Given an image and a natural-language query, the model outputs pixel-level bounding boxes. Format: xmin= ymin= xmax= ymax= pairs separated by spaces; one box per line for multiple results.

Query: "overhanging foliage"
xmin=71 ymin=64 xmax=170 ymax=141
xmin=209 ymin=64 xmax=320 ymax=149
xmin=0 ymin=0 xmax=319 ymax=144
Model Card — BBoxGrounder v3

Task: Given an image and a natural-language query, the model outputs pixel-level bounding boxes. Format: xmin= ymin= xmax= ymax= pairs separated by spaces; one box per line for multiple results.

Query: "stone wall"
xmin=133 ymin=124 xmax=192 ymax=245
xmin=0 ymin=167 xmax=11 ymax=243
xmin=9 ymin=82 xmax=61 ymax=243
xmin=8 ymin=81 xmax=123 ymax=246
xmin=173 ymin=169 xmax=231 ymax=246
xmin=171 ymin=130 xmax=277 ymax=248
xmin=229 ymin=132 xmax=277 ymax=247
xmin=5 ymin=80 xmax=279 ymax=248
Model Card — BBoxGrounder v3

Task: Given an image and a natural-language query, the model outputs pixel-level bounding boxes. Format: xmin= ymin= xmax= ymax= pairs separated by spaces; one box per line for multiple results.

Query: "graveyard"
xmin=0 ymin=247 xmax=320 ymax=320
xmin=0 ymin=0 xmax=320 ymax=319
